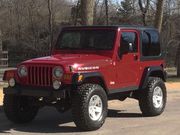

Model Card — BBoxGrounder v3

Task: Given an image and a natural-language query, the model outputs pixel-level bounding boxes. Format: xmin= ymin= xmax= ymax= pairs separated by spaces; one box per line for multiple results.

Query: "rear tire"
xmin=3 ymin=94 xmax=39 ymax=123
xmin=139 ymin=77 xmax=167 ymax=116
xmin=72 ymin=83 xmax=108 ymax=131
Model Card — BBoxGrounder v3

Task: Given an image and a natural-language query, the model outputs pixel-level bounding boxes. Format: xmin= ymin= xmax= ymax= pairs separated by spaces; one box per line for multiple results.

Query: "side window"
xmin=121 ymin=32 xmax=137 ymax=53
xmin=142 ymin=30 xmax=161 ymax=56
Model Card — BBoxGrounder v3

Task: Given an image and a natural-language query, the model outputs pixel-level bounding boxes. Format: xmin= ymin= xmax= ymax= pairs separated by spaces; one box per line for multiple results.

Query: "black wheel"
xmin=3 ymin=94 xmax=39 ymax=123
xmin=139 ymin=77 xmax=167 ymax=116
xmin=72 ymin=83 xmax=108 ymax=131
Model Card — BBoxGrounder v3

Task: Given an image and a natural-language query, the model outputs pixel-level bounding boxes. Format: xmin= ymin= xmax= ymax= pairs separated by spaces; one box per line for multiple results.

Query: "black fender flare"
xmin=140 ymin=66 xmax=167 ymax=89
xmin=72 ymin=72 xmax=108 ymax=92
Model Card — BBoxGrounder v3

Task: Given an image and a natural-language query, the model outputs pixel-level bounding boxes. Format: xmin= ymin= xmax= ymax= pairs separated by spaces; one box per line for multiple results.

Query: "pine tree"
xmin=116 ymin=0 xmax=135 ymax=24
xmin=117 ymin=0 xmax=133 ymax=19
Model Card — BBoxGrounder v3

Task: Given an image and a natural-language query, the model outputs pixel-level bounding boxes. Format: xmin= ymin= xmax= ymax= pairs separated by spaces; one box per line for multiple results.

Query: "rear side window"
xmin=142 ymin=30 xmax=161 ymax=56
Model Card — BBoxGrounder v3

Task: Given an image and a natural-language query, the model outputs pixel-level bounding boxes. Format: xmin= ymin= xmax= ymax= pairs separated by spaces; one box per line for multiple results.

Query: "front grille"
xmin=28 ymin=66 xmax=53 ymax=86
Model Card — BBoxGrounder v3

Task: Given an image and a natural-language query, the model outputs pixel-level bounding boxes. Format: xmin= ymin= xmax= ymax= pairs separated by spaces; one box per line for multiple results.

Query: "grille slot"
xmin=28 ymin=66 xmax=52 ymax=86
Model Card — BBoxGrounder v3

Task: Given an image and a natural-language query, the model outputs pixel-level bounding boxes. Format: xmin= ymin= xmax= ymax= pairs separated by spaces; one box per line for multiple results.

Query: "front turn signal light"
xmin=78 ymin=75 xmax=83 ymax=82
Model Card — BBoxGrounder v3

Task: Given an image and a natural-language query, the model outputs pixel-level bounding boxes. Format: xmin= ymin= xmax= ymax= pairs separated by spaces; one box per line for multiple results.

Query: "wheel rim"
xmin=88 ymin=95 xmax=103 ymax=121
xmin=153 ymin=86 xmax=163 ymax=108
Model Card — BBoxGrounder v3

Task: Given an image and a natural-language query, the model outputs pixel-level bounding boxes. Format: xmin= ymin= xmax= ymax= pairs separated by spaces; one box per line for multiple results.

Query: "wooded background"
xmin=0 ymin=0 xmax=180 ymax=76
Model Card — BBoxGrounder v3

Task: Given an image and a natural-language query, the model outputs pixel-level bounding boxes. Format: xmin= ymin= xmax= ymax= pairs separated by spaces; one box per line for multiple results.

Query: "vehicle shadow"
xmin=0 ymin=107 xmax=79 ymax=133
xmin=108 ymin=109 xmax=143 ymax=118
xmin=0 ymin=107 xmax=143 ymax=134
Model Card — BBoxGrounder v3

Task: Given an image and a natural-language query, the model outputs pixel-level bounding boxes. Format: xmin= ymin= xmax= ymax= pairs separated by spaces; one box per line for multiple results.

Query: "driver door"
xmin=116 ymin=30 xmax=140 ymax=89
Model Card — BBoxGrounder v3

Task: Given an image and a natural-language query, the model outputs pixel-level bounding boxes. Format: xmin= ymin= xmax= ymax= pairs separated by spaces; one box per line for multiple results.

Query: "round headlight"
xmin=18 ymin=65 xmax=28 ymax=77
xmin=53 ymin=67 xmax=63 ymax=78
xmin=9 ymin=78 xmax=15 ymax=87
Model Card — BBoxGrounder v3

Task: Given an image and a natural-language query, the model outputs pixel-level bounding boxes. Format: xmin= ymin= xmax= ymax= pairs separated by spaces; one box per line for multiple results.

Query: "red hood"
xmin=21 ymin=54 xmax=112 ymax=72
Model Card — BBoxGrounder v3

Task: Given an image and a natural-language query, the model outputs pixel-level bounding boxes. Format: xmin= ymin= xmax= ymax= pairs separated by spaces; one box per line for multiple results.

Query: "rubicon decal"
xmin=78 ymin=66 xmax=100 ymax=71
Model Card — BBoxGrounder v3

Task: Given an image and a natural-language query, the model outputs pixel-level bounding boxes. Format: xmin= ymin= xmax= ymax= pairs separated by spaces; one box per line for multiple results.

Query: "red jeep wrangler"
xmin=3 ymin=26 xmax=167 ymax=131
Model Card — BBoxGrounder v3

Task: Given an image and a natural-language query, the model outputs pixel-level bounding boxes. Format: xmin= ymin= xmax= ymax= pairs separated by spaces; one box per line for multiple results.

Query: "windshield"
xmin=55 ymin=29 xmax=116 ymax=50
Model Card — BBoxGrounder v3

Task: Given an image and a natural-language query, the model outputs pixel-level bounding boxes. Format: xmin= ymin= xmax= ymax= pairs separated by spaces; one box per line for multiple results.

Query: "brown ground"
xmin=165 ymin=82 xmax=180 ymax=90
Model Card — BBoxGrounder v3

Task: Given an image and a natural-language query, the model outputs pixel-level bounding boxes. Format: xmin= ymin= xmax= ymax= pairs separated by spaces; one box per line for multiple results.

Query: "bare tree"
xmin=71 ymin=0 xmax=81 ymax=25
xmin=105 ymin=0 xmax=109 ymax=25
xmin=75 ymin=0 xmax=80 ymax=25
xmin=138 ymin=0 xmax=150 ymax=26
xmin=81 ymin=0 xmax=95 ymax=25
xmin=177 ymin=45 xmax=180 ymax=77
xmin=132 ymin=0 xmax=136 ymax=15
xmin=0 ymin=0 xmax=179 ymax=70
xmin=93 ymin=0 xmax=100 ymax=24
xmin=48 ymin=0 xmax=53 ymax=51
xmin=154 ymin=0 xmax=165 ymax=32
xmin=176 ymin=0 xmax=180 ymax=77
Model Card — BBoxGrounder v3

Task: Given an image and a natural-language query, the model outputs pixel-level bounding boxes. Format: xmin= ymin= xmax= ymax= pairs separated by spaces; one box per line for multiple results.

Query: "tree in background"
xmin=81 ymin=0 xmax=95 ymax=25
xmin=71 ymin=0 xmax=81 ymax=25
xmin=154 ymin=0 xmax=165 ymax=32
xmin=138 ymin=0 xmax=150 ymax=26
xmin=0 ymin=0 xmax=180 ymax=76
xmin=48 ymin=0 xmax=53 ymax=50
xmin=116 ymin=0 xmax=134 ymax=24
xmin=177 ymin=46 xmax=180 ymax=77
xmin=0 ymin=0 xmax=71 ymax=66
xmin=177 ymin=0 xmax=180 ymax=77
xmin=105 ymin=0 xmax=109 ymax=25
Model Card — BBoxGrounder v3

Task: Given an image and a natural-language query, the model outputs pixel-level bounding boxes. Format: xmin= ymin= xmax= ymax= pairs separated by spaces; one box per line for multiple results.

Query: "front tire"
xmin=139 ymin=77 xmax=167 ymax=116
xmin=72 ymin=83 xmax=108 ymax=131
xmin=3 ymin=95 xmax=39 ymax=123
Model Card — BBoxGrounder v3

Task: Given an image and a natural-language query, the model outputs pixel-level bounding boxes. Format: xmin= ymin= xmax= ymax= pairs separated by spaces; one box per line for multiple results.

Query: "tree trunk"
xmin=0 ymin=31 xmax=2 ymax=60
xmin=138 ymin=0 xmax=150 ymax=26
xmin=93 ymin=0 xmax=99 ymax=24
xmin=74 ymin=0 xmax=80 ymax=25
xmin=154 ymin=0 xmax=164 ymax=33
xmin=48 ymin=0 xmax=53 ymax=51
xmin=177 ymin=45 xmax=180 ymax=77
xmin=105 ymin=0 xmax=109 ymax=25
xmin=132 ymin=0 xmax=136 ymax=15
xmin=178 ymin=1 xmax=180 ymax=15
xmin=81 ymin=0 xmax=95 ymax=25
xmin=177 ymin=59 xmax=180 ymax=77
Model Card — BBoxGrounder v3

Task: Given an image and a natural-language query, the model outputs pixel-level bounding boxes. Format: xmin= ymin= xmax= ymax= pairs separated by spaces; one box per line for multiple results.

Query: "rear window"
xmin=142 ymin=30 xmax=161 ymax=56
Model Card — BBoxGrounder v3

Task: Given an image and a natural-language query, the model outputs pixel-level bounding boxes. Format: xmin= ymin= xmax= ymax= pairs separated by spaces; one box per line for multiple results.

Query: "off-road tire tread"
xmin=3 ymin=95 xmax=39 ymax=124
xmin=139 ymin=77 xmax=167 ymax=116
xmin=72 ymin=83 xmax=107 ymax=131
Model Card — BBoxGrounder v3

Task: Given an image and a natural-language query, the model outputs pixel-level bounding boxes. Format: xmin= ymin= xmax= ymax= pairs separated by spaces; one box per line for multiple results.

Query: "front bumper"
xmin=3 ymin=85 xmax=67 ymax=98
